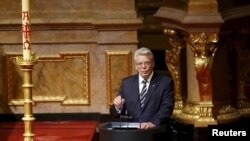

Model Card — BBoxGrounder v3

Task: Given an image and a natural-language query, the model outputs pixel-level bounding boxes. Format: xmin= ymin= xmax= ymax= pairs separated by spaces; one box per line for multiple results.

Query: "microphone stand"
xmin=117 ymin=95 xmax=142 ymax=129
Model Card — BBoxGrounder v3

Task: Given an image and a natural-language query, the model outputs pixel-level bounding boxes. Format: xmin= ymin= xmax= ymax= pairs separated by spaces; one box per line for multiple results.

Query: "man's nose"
xmin=142 ymin=63 xmax=147 ymax=68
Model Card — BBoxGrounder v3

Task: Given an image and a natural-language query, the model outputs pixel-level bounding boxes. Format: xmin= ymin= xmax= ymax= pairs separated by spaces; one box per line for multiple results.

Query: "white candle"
xmin=22 ymin=0 xmax=31 ymax=60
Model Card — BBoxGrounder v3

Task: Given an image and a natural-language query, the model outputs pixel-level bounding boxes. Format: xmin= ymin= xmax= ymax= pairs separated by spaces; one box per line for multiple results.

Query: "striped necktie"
xmin=140 ymin=80 xmax=148 ymax=108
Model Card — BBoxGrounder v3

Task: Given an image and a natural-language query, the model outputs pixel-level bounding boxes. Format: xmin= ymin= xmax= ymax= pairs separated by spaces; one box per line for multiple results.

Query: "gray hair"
xmin=134 ymin=47 xmax=154 ymax=62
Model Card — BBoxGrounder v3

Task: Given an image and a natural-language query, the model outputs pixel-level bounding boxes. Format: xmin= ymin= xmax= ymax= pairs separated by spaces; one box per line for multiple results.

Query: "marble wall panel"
xmin=5 ymin=52 xmax=90 ymax=106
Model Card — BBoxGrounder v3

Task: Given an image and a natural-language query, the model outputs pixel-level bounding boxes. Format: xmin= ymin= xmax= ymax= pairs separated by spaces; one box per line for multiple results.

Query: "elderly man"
xmin=110 ymin=47 xmax=174 ymax=129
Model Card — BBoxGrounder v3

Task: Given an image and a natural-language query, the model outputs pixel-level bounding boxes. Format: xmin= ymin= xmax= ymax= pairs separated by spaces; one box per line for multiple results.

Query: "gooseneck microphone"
xmin=117 ymin=95 xmax=141 ymax=129
xmin=119 ymin=96 xmax=131 ymax=121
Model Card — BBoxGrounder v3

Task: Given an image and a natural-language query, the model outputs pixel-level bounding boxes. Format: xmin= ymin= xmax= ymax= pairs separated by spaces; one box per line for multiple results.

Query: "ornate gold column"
xmin=155 ymin=0 xmax=243 ymax=126
xmin=176 ymin=33 xmax=218 ymax=126
xmin=190 ymin=33 xmax=217 ymax=125
xmin=164 ymin=29 xmax=186 ymax=116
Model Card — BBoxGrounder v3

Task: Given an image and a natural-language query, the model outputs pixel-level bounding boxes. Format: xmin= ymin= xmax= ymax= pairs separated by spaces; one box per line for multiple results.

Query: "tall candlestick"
xmin=22 ymin=0 xmax=31 ymax=60
xmin=20 ymin=1 xmax=36 ymax=141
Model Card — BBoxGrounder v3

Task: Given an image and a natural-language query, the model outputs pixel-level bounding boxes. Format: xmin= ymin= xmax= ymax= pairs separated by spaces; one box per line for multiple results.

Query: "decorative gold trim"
xmin=238 ymin=99 xmax=250 ymax=110
xmin=237 ymin=97 xmax=250 ymax=116
xmin=6 ymin=52 xmax=90 ymax=105
xmin=195 ymin=101 xmax=217 ymax=127
xmin=164 ymin=28 xmax=186 ymax=116
xmin=217 ymin=104 xmax=240 ymax=123
xmin=176 ymin=102 xmax=200 ymax=124
xmin=173 ymin=98 xmax=184 ymax=115
xmin=105 ymin=50 xmax=132 ymax=108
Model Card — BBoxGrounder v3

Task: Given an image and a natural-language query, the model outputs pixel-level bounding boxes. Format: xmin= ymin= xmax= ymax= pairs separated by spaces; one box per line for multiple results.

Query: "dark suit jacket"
xmin=110 ymin=72 xmax=174 ymax=127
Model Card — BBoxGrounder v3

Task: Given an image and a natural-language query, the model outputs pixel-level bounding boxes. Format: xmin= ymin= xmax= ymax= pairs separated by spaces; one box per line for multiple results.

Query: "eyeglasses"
xmin=136 ymin=61 xmax=152 ymax=67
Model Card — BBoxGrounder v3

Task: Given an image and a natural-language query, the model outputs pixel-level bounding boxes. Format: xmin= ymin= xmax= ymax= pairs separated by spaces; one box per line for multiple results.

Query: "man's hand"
xmin=140 ymin=122 xmax=156 ymax=129
xmin=113 ymin=96 xmax=125 ymax=110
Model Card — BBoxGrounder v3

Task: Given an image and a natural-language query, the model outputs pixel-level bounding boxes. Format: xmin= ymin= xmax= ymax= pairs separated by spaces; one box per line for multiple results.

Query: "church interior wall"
xmin=0 ymin=0 xmax=141 ymax=115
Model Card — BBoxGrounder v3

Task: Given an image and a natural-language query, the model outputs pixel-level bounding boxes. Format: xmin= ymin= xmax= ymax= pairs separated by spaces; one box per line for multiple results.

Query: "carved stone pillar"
xmin=164 ymin=29 xmax=186 ymax=116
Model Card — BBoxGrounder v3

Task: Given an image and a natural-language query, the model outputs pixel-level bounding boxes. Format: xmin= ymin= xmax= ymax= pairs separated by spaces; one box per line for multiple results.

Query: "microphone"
xmin=119 ymin=96 xmax=131 ymax=122
xmin=119 ymin=97 xmax=140 ymax=121
xmin=122 ymin=95 xmax=141 ymax=129
xmin=117 ymin=95 xmax=134 ymax=129
xmin=116 ymin=95 xmax=141 ymax=129
xmin=130 ymin=96 xmax=142 ymax=128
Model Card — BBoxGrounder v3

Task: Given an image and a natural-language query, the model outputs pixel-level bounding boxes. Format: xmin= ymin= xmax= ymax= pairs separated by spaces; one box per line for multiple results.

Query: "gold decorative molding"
xmin=238 ymin=99 xmax=250 ymax=113
xmin=164 ymin=28 xmax=186 ymax=116
xmin=176 ymin=101 xmax=217 ymax=127
xmin=175 ymin=102 xmax=200 ymax=125
xmin=195 ymin=101 xmax=217 ymax=127
xmin=217 ymin=104 xmax=240 ymax=123
xmin=173 ymin=99 xmax=184 ymax=115
xmin=105 ymin=50 xmax=132 ymax=108
xmin=5 ymin=52 xmax=90 ymax=105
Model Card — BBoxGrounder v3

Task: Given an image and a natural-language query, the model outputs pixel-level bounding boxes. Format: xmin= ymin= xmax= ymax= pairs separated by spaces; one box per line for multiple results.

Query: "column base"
xmin=216 ymin=104 xmax=241 ymax=123
xmin=175 ymin=101 xmax=217 ymax=127
xmin=237 ymin=98 xmax=250 ymax=117
xmin=173 ymin=99 xmax=184 ymax=117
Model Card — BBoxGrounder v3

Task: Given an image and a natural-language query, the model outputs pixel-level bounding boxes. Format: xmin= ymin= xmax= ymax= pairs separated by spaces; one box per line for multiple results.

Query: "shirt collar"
xmin=139 ymin=71 xmax=154 ymax=84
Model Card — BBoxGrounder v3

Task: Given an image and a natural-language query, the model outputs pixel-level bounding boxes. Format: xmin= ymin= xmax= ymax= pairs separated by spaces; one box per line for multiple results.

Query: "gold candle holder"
xmin=16 ymin=54 xmax=38 ymax=141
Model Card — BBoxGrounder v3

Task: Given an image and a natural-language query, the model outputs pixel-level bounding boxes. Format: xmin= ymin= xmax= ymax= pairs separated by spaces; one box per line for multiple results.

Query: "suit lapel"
xmin=131 ymin=75 xmax=140 ymax=100
xmin=130 ymin=75 xmax=141 ymax=115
